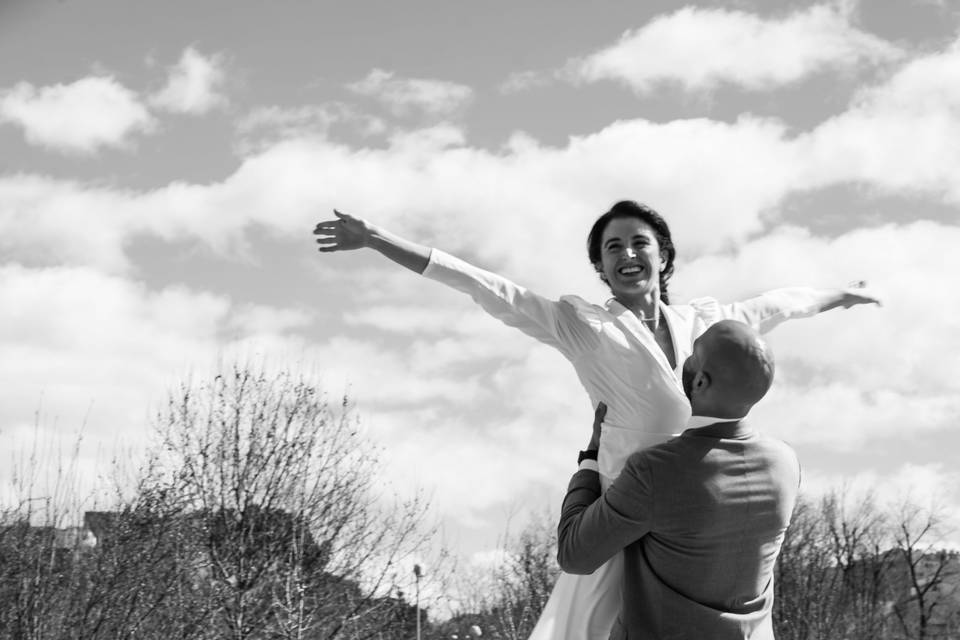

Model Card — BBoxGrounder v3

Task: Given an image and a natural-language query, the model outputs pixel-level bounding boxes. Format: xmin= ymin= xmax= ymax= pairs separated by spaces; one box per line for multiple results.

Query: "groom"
xmin=557 ymin=320 xmax=799 ymax=639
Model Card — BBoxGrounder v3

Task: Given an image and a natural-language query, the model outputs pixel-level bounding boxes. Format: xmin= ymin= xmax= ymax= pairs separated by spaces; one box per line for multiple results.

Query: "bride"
xmin=313 ymin=200 xmax=878 ymax=639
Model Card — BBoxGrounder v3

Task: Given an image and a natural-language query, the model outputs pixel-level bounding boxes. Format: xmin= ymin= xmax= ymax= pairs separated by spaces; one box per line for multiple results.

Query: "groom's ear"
xmin=692 ymin=371 xmax=711 ymax=394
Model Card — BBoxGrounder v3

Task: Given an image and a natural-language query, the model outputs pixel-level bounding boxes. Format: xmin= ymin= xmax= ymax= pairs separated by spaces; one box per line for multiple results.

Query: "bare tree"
xmin=0 ymin=420 xmax=192 ymax=640
xmin=773 ymin=497 xmax=844 ymax=640
xmin=822 ymin=489 xmax=896 ymax=640
xmin=64 ymin=487 xmax=203 ymax=640
xmin=153 ymin=364 xmax=437 ymax=640
xmin=0 ymin=502 xmax=73 ymax=640
xmin=448 ymin=508 xmax=559 ymax=640
xmin=494 ymin=511 xmax=558 ymax=639
xmin=774 ymin=488 xmax=960 ymax=640
xmin=0 ymin=414 xmax=88 ymax=640
xmin=889 ymin=500 xmax=959 ymax=640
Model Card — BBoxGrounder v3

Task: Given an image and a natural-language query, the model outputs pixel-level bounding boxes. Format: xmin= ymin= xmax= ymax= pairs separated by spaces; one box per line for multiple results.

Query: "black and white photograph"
xmin=1 ymin=0 xmax=958 ymax=637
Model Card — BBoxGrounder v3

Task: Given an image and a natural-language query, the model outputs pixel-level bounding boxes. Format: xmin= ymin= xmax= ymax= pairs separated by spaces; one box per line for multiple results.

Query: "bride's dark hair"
xmin=586 ymin=201 xmax=676 ymax=304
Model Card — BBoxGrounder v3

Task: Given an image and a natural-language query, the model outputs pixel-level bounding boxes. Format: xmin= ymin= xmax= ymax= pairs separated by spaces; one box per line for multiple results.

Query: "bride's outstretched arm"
xmin=691 ymin=282 xmax=882 ymax=336
xmin=314 ymin=209 xmax=431 ymax=274
xmin=314 ymin=209 xmax=600 ymax=355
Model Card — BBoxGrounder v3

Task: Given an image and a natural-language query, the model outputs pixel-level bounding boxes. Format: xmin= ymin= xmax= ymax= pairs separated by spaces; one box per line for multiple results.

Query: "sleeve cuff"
xmin=421 ymin=247 xmax=439 ymax=277
xmin=578 ymin=459 xmax=599 ymax=472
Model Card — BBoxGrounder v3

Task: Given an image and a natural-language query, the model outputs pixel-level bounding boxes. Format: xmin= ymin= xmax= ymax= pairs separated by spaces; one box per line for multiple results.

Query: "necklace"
xmin=636 ymin=310 xmax=661 ymax=331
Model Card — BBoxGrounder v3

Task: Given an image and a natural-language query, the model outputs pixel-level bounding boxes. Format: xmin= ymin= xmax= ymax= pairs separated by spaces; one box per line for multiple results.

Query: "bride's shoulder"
xmin=679 ymin=296 xmax=721 ymax=317
xmin=558 ymin=295 xmax=610 ymax=331
xmin=661 ymin=297 xmax=726 ymax=328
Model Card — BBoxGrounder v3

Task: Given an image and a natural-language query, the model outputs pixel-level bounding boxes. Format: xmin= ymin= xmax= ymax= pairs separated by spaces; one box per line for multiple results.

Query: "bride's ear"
xmin=594 ymin=262 xmax=606 ymax=278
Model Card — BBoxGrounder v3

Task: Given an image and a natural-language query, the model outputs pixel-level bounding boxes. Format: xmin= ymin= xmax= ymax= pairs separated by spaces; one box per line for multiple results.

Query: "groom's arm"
xmin=556 ymin=404 xmax=653 ymax=574
xmin=557 ymin=449 xmax=654 ymax=574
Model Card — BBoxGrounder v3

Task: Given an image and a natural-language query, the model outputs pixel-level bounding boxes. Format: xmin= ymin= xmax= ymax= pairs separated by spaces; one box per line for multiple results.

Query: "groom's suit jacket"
xmin=557 ymin=420 xmax=800 ymax=640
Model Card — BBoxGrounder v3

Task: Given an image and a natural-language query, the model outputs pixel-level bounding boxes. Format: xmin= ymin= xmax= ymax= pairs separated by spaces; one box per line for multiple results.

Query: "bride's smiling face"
xmin=596 ymin=217 xmax=665 ymax=301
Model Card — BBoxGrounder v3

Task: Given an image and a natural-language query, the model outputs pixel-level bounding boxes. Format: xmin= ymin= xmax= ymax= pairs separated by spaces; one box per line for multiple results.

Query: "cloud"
xmin=293 ymin=218 xmax=960 ymax=531
xmin=0 ymin=258 xmax=583 ymax=528
xmin=566 ymin=4 xmax=902 ymax=94
xmin=798 ymin=41 xmax=960 ymax=200
xmin=343 ymin=304 xmax=495 ymax=335
xmin=0 ymin=174 xmax=142 ymax=272
xmin=679 ymin=221 xmax=960 ymax=449
xmin=5 ymin=33 xmax=960 ymax=536
xmin=802 ymin=464 xmax=960 ymax=505
xmin=0 ymin=49 xmax=226 ymax=156
xmin=347 ymin=69 xmax=473 ymax=117
xmin=361 ymin=343 xmax=585 ymax=525
xmin=5 ymin=33 xmax=960 ymax=280
xmin=227 ymin=304 xmax=313 ymax=337
xmin=0 ymin=262 xmax=321 ymax=504
xmin=235 ymin=103 xmax=386 ymax=150
xmin=0 ymin=265 xmax=228 ymax=454
xmin=326 ymin=208 xmax=959 ymax=525
xmin=149 ymin=47 xmax=227 ymax=115
xmin=6 ymin=30 xmax=960 ymax=281
xmin=499 ymin=69 xmax=553 ymax=94
xmin=0 ymin=76 xmax=154 ymax=154
xmin=0 ymin=167 xmax=296 ymax=273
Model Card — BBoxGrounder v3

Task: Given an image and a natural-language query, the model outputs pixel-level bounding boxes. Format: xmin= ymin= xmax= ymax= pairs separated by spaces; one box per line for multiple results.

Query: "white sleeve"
xmin=690 ymin=287 xmax=833 ymax=334
xmin=423 ymin=249 xmax=600 ymax=356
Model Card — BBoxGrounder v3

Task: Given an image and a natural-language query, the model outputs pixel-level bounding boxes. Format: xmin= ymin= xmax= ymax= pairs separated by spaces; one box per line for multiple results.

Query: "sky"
xmin=2 ymin=0 xmax=960 ymax=583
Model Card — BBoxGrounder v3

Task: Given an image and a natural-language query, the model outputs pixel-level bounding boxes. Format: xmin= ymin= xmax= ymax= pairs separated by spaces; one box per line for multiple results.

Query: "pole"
xmin=414 ymin=564 xmax=422 ymax=640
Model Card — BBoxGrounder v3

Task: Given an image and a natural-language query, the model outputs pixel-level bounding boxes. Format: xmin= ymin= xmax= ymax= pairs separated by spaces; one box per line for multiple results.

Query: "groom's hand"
xmin=587 ymin=402 xmax=606 ymax=452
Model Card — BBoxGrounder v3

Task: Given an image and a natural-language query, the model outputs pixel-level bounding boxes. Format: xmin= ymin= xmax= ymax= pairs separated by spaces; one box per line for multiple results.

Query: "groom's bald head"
xmin=682 ymin=320 xmax=775 ymax=419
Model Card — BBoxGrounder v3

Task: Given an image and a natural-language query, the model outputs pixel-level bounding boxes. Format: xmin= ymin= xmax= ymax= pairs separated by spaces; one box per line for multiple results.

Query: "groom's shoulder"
xmin=622 ymin=435 xmax=689 ymax=473
xmin=747 ymin=432 xmax=801 ymax=482
xmin=752 ymin=431 xmax=798 ymax=458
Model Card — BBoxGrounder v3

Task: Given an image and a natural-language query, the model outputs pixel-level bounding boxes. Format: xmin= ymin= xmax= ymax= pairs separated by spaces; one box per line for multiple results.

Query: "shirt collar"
xmin=686 ymin=414 xmax=742 ymax=429
xmin=680 ymin=414 xmax=752 ymax=439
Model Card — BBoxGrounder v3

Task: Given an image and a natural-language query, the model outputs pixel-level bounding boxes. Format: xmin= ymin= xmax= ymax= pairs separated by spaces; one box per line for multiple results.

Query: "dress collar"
xmin=605 ymin=298 xmax=679 ymax=379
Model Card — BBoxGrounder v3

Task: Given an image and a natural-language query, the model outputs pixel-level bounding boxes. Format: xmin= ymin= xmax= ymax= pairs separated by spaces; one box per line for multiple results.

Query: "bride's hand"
xmin=841 ymin=280 xmax=882 ymax=308
xmin=314 ymin=209 xmax=371 ymax=252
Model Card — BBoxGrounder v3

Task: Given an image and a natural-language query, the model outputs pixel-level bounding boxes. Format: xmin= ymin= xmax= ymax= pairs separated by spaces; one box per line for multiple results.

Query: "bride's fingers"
xmin=313 ymin=221 xmax=340 ymax=233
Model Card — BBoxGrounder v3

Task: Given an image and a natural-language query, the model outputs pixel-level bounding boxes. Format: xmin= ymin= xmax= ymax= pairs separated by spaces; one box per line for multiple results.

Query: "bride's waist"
xmin=597 ymin=425 xmax=676 ymax=484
